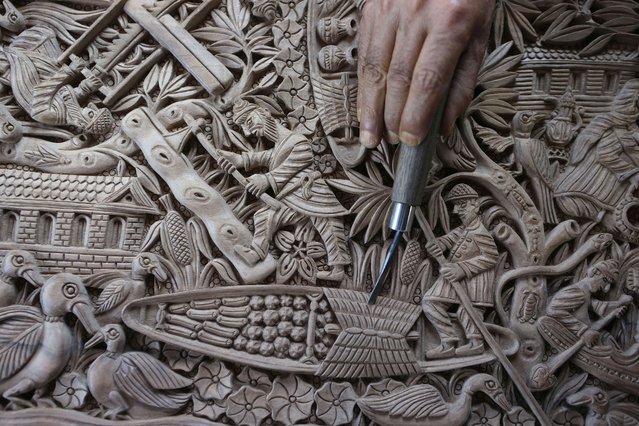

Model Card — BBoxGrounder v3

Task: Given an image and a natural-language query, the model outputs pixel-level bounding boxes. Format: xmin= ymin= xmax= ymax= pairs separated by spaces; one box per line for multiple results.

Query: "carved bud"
xmin=399 ymin=239 xmax=422 ymax=287
xmin=316 ymin=17 xmax=357 ymax=44
xmin=318 ymin=45 xmax=357 ymax=72
xmin=159 ymin=195 xmax=193 ymax=266
xmin=250 ymin=0 xmax=277 ymax=22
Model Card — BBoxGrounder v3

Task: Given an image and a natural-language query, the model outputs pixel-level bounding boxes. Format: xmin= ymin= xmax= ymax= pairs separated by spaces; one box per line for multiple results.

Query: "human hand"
xmin=440 ymin=263 xmax=465 ymax=281
xmin=217 ymin=151 xmax=243 ymax=174
xmin=425 ymin=241 xmax=444 ymax=259
xmin=246 ymin=174 xmax=270 ymax=197
xmin=357 ymin=0 xmax=494 ymax=148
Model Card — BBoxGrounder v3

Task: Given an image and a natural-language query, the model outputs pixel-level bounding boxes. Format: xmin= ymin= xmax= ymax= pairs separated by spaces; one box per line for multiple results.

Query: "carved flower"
xmin=503 ymin=406 xmax=535 ymax=426
xmin=267 ymin=375 xmax=315 ymax=424
xmin=552 ymin=408 xmax=584 ymax=426
xmin=317 ymin=154 xmax=337 ymax=174
xmin=274 ymin=229 xmax=326 ymax=283
xmin=311 ymin=137 xmax=328 ymax=153
xmin=363 ymin=378 xmax=407 ymax=397
xmin=276 ymin=76 xmax=310 ymax=110
xmin=236 ymin=367 xmax=273 ymax=392
xmin=129 ymin=334 xmax=162 ymax=358
xmin=192 ymin=393 xmax=226 ymax=421
xmin=52 ymin=372 xmax=89 ymax=409
xmin=163 ymin=344 xmax=204 ymax=372
xmin=227 ymin=386 xmax=270 ymax=426
xmin=288 ymin=106 xmax=319 ymax=135
xmin=194 ymin=359 xmax=234 ymax=400
xmin=468 ymin=402 xmax=502 ymax=426
xmin=274 ymin=48 xmax=305 ymax=77
xmin=314 ymin=382 xmax=357 ymax=425
xmin=272 ymin=19 xmax=304 ymax=49
xmin=278 ymin=0 xmax=307 ymax=20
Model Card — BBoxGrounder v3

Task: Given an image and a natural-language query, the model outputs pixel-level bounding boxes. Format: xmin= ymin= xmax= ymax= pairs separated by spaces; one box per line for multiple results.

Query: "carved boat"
xmin=538 ymin=316 xmax=639 ymax=395
xmin=123 ymin=286 xmax=519 ymax=378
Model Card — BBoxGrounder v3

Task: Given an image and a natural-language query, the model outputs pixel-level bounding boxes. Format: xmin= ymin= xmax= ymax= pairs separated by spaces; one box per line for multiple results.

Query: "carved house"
xmin=0 ymin=168 xmax=159 ymax=275
xmin=513 ymin=45 xmax=639 ymax=123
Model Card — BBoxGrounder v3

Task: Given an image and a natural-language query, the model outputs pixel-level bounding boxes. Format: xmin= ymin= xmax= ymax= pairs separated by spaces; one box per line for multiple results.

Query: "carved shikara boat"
xmin=123 ymin=286 xmax=519 ymax=378
xmin=538 ymin=316 xmax=639 ymax=395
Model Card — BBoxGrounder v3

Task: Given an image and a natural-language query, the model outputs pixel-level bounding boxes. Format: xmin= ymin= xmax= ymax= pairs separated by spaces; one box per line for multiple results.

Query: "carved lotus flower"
xmin=317 ymin=154 xmax=337 ymax=174
xmin=276 ymin=76 xmax=310 ymax=110
xmin=552 ymin=408 xmax=585 ymax=426
xmin=288 ymin=106 xmax=319 ymax=135
xmin=267 ymin=375 xmax=315 ymax=424
xmin=363 ymin=378 xmax=407 ymax=397
xmin=275 ymin=229 xmax=326 ymax=283
xmin=272 ymin=19 xmax=304 ymax=49
xmin=503 ymin=406 xmax=535 ymax=426
xmin=314 ymin=381 xmax=357 ymax=426
xmin=274 ymin=48 xmax=305 ymax=77
xmin=227 ymin=386 xmax=270 ymax=426
xmin=192 ymin=394 xmax=226 ymax=421
xmin=468 ymin=402 xmax=502 ymax=426
xmin=236 ymin=366 xmax=273 ymax=392
xmin=278 ymin=0 xmax=307 ymax=20
xmin=194 ymin=359 xmax=234 ymax=400
xmin=52 ymin=372 xmax=88 ymax=409
xmin=163 ymin=344 xmax=204 ymax=372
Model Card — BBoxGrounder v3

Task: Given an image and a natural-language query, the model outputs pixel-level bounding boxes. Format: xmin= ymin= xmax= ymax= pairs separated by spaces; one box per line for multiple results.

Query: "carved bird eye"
xmin=4 ymin=123 xmax=14 ymax=131
xmin=12 ymin=255 xmax=24 ymax=265
xmin=142 ymin=256 xmax=151 ymax=265
xmin=596 ymin=393 xmax=605 ymax=401
xmin=486 ymin=380 xmax=496 ymax=389
xmin=63 ymin=283 xmax=79 ymax=298
xmin=8 ymin=13 xmax=16 ymax=22
xmin=107 ymin=328 xmax=119 ymax=339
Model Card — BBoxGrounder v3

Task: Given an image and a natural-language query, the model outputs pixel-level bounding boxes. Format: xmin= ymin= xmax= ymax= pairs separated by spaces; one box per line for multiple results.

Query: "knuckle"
xmin=412 ymin=68 xmax=444 ymax=93
xmin=386 ymin=65 xmax=412 ymax=89
xmin=359 ymin=60 xmax=387 ymax=85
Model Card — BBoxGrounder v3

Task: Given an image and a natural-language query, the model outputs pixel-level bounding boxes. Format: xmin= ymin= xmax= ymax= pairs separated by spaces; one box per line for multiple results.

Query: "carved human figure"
xmin=546 ymin=259 xmax=631 ymax=347
xmin=555 ymin=79 xmax=639 ymax=223
xmin=2 ymin=45 xmax=113 ymax=135
xmin=216 ymin=100 xmax=351 ymax=281
xmin=422 ymin=183 xmax=498 ymax=359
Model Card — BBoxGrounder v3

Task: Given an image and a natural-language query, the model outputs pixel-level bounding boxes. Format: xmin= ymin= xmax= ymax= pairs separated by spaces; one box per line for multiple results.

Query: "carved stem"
xmin=494 ymin=223 xmax=528 ymax=267
xmin=542 ymin=220 xmax=580 ymax=261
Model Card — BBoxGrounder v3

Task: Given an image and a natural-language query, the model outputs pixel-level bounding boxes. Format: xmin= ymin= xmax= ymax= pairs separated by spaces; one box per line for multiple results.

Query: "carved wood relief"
xmin=0 ymin=0 xmax=637 ymax=425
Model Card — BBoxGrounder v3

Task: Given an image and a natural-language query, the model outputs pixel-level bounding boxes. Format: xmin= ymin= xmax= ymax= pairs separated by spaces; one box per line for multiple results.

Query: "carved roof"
xmin=522 ymin=45 xmax=639 ymax=65
xmin=0 ymin=168 xmax=159 ymax=215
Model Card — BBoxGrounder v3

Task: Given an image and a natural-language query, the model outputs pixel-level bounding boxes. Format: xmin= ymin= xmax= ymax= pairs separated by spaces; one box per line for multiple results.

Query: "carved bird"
xmin=0 ymin=250 xmax=45 ymax=307
xmin=511 ymin=110 xmax=559 ymax=224
xmin=0 ymin=273 xmax=99 ymax=407
xmin=357 ymin=373 xmax=511 ymax=426
xmin=567 ymin=386 xmax=639 ymax=426
xmin=85 ymin=323 xmax=192 ymax=419
xmin=84 ymin=253 xmax=170 ymax=326
xmin=0 ymin=0 xmax=25 ymax=35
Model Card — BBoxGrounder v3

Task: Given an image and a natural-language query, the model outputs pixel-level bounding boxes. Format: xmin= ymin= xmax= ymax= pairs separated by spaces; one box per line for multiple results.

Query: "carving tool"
xmin=367 ymin=99 xmax=445 ymax=305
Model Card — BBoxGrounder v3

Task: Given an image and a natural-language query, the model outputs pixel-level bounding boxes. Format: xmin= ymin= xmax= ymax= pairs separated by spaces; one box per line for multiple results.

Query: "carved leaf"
xmin=216 ymin=53 xmax=245 ymax=70
xmin=210 ymin=258 xmax=241 ymax=285
xmin=543 ymin=24 xmax=595 ymax=43
xmin=111 ymin=94 xmax=145 ymax=113
xmin=227 ymin=0 xmax=251 ymax=32
xmin=579 ymin=32 xmax=616 ymax=56
xmin=158 ymin=61 xmax=175 ymax=93
xmin=144 ymin=64 xmax=161 ymax=95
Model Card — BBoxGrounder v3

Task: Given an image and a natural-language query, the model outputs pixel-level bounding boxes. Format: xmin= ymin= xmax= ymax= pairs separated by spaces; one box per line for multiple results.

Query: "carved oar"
xmin=531 ymin=306 xmax=628 ymax=390
xmin=422 ymin=219 xmax=551 ymax=425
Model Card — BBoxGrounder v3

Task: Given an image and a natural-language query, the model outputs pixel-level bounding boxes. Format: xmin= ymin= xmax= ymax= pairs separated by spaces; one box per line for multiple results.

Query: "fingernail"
xmin=360 ymin=130 xmax=377 ymax=148
xmin=400 ymin=131 xmax=419 ymax=146
xmin=387 ymin=131 xmax=400 ymax=144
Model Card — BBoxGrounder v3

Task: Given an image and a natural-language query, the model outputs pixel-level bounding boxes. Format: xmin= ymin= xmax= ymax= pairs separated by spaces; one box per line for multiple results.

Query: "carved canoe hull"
xmin=123 ymin=286 xmax=519 ymax=377
xmin=539 ymin=316 xmax=639 ymax=395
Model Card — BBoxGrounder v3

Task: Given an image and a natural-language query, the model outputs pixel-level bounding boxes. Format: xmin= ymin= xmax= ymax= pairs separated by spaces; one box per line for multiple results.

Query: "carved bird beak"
xmin=566 ymin=392 xmax=591 ymax=406
xmin=84 ymin=330 xmax=106 ymax=350
xmin=150 ymin=265 xmax=169 ymax=282
xmin=72 ymin=301 xmax=100 ymax=335
xmin=21 ymin=267 xmax=45 ymax=287
xmin=494 ymin=391 xmax=512 ymax=412
xmin=531 ymin=112 xmax=550 ymax=122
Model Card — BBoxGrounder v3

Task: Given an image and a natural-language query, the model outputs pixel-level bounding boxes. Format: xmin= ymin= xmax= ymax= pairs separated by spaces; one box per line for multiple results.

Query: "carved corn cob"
xmin=400 ymin=239 xmax=422 ymax=287
xmin=159 ymin=195 xmax=194 ymax=266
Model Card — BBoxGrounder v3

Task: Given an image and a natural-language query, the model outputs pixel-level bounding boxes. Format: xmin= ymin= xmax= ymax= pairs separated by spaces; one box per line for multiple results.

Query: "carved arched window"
xmin=0 ymin=210 xmax=19 ymax=241
xmin=70 ymin=215 xmax=91 ymax=247
xmin=105 ymin=217 xmax=126 ymax=249
xmin=37 ymin=213 xmax=56 ymax=245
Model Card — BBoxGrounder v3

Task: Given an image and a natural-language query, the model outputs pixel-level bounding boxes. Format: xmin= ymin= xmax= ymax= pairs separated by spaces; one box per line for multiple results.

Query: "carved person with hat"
xmin=216 ymin=100 xmax=351 ymax=281
xmin=423 ymin=183 xmax=498 ymax=359
xmin=546 ymin=259 xmax=632 ymax=347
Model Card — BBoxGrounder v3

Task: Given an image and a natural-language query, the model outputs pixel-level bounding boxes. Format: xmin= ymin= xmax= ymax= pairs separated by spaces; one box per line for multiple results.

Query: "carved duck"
xmin=84 ymin=253 xmax=170 ymax=326
xmin=0 ymin=273 xmax=99 ymax=406
xmin=0 ymin=250 xmax=45 ymax=307
xmin=511 ymin=110 xmax=558 ymax=224
xmin=85 ymin=323 xmax=192 ymax=419
xmin=357 ymin=374 xmax=511 ymax=426
xmin=567 ymin=386 xmax=639 ymax=426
